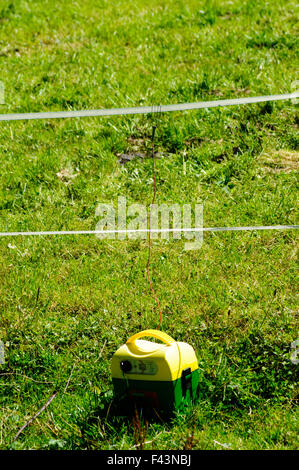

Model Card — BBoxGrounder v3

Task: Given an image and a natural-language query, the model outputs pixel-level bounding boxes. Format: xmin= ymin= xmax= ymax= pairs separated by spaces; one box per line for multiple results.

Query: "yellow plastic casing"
xmin=111 ymin=329 xmax=198 ymax=382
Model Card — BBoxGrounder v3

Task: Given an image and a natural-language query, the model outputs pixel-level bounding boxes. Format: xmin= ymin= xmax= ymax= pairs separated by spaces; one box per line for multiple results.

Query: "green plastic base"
xmin=112 ymin=369 xmax=199 ymax=413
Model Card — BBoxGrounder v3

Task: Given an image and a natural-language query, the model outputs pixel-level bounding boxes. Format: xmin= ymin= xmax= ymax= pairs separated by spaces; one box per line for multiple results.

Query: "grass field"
xmin=0 ymin=0 xmax=298 ymax=450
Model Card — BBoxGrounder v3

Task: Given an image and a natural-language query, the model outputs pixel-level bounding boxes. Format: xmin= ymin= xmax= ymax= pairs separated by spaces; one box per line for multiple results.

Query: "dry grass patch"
xmin=261 ymin=149 xmax=299 ymax=173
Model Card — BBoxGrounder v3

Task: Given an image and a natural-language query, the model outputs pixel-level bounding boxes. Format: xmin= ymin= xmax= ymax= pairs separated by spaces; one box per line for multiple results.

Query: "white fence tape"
xmin=0 ymin=93 xmax=297 ymax=122
xmin=0 ymin=225 xmax=298 ymax=237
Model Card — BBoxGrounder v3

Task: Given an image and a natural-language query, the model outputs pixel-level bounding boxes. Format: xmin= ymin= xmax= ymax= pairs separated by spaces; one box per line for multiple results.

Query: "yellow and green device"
xmin=111 ymin=329 xmax=199 ymax=413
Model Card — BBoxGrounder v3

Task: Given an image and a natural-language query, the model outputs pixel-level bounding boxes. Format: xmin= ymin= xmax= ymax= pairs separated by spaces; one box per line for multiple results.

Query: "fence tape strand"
xmin=0 ymin=225 xmax=298 ymax=237
xmin=0 ymin=93 xmax=297 ymax=122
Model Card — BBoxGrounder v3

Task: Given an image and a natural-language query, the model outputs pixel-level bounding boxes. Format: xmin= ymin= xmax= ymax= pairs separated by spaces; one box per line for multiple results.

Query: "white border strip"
xmin=0 ymin=225 xmax=298 ymax=237
xmin=0 ymin=93 xmax=297 ymax=122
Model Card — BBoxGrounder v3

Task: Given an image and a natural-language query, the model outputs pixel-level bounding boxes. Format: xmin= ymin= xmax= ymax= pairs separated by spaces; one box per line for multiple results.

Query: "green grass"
xmin=0 ymin=0 xmax=298 ymax=450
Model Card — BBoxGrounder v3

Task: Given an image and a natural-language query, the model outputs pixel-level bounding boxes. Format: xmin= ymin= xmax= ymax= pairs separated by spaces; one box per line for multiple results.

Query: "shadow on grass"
xmin=69 ymin=392 xmax=175 ymax=450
